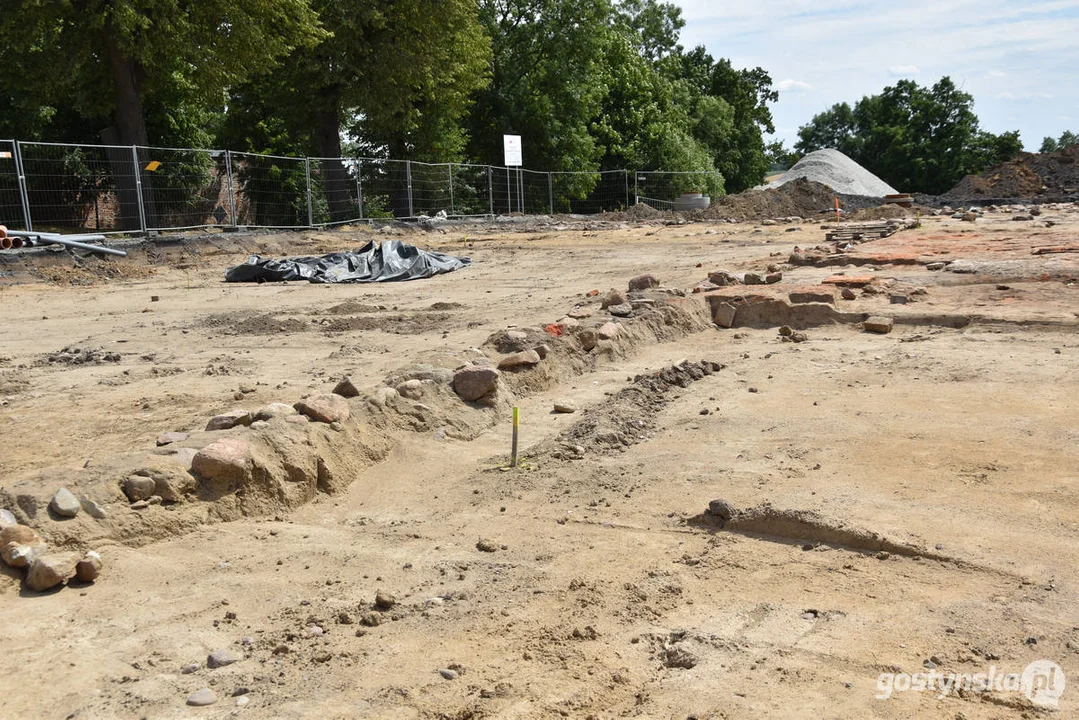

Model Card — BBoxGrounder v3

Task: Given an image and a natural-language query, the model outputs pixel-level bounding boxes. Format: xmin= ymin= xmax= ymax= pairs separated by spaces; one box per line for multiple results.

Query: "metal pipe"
xmin=3 ymin=230 xmax=126 ymax=256
xmin=10 ymin=237 xmax=23 ymax=249
xmin=0 ymin=236 xmax=11 ymax=250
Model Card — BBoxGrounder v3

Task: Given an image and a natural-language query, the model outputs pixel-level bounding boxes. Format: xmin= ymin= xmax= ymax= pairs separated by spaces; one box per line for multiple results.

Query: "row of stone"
xmin=0 ymin=514 xmax=102 ymax=591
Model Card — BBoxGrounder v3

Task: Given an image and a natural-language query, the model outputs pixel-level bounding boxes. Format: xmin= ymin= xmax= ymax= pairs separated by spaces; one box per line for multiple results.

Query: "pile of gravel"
xmin=766 ymin=149 xmax=898 ymax=197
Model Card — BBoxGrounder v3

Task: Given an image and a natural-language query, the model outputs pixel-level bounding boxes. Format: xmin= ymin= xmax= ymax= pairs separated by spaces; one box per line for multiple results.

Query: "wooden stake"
xmin=510 ymin=406 xmax=519 ymax=467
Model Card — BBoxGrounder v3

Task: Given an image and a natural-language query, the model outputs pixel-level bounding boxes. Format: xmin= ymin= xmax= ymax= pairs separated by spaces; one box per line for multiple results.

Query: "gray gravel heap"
xmin=766 ymin=148 xmax=898 ymax=197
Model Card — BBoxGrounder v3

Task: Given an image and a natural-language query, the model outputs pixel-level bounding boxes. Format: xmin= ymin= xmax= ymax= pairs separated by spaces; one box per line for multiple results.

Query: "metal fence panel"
xmin=0 ymin=140 xmax=26 ymax=230
xmin=552 ymin=170 xmax=630 ymax=214
xmin=309 ymin=157 xmax=362 ymax=226
xmin=450 ymin=164 xmax=492 ymax=216
xmin=19 ymin=141 xmax=143 ymax=233
xmin=357 ymin=159 xmax=411 ymax=219
xmin=135 ymin=146 xmax=231 ymax=231
xmin=409 ymin=161 xmax=453 ymax=217
xmin=231 ymin=152 xmax=309 ymax=228
xmin=634 ymin=171 xmax=724 ymax=209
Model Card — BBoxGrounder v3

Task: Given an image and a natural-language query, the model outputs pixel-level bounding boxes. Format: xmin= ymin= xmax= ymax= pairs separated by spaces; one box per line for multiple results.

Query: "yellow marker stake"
xmin=835 ymin=196 xmax=840 ymax=222
xmin=145 ymin=160 xmax=161 ymax=172
xmin=510 ymin=406 xmax=520 ymax=468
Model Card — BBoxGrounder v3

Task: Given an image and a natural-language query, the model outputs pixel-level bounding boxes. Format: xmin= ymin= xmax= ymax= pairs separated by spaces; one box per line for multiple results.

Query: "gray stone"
xmin=123 ymin=475 xmax=157 ymax=502
xmin=254 ymin=402 xmax=297 ymax=421
xmin=743 ymin=272 xmax=764 ymax=285
xmin=778 ymin=325 xmax=793 ymax=337
xmin=181 ymin=663 xmax=200 ymax=675
xmin=187 ymin=688 xmax=218 ymax=707
xmin=75 ymin=551 xmax=102 ymax=582
xmin=577 ymin=329 xmax=599 ymax=351
xmin=452 ymin=366 xmax=500 ymax=401
xmin=26 ymin=552 xmax=80 ymax=591
xmin=600 ymin=289 xmax=629 ymax=309
xmin=533 ymin=344 xmax=551 ymax=359
xmin=332 ymin=376 xmax=361 ymax=398
xmin=156 ymin=431 xmax=189 ymax=446
xmin=50 ymin=487 xmax=80 ymax=518
xmin=765 ymin=272 xmax=783 ymax=284
xmin=0 ymin=509 xmax=15 ymax=529
xmin=295 ymin=393 xmax=350 ymax=424
xmin=566 ymin=307 xmax=594 ymax=319
xmin=864 ymin=316 xmax=894 ymax=334
xmin=375 ymin=590 xmax=396 ymax=610
xmin=130 ymin=500 xmax=150 ymax=510
xmin=607 ymin=303 xmax=633 ymax=318
xmin=396 ymin=379 xmax=424 ymax=400
xmin=627 ymin=274 xmax=660 ymax=291
xmin=476 ymin=538 xmax=499 ymax=553
xmin=713 ymin=302 xmax=737 ymax=329
xmin=439 ymin=668 xmax=459 ymax=680
xmin=497 ymin=349 xmax=542 ymax=370
xmin=597 ymin=322 xmax=620 ymax=340
xmin=553 ymin=401 xmax=577 ymax=414
xmin=707 ymin=270 xmax=739 ymax=287
xmin=926 ymin=262 xmax=946 ymax=271
xmin=708 ymin=498 xmax=735 ymax=521
xmin=841 ymin=287 xmax=857 ymax=300
xmin=788 ymin=291 xmax=834 ymax=305
xmin=205 ymin=409 xmax=251 ymax=431
xmin=207 ymin=649 xmax=242 ymax=669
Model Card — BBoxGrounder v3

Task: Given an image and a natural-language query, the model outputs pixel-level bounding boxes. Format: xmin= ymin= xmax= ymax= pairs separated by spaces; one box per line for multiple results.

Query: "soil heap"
xmin=944 ymin=144 xmax=1079 ymax=201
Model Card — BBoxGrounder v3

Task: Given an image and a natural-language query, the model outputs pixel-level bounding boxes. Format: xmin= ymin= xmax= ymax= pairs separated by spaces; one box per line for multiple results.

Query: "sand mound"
xmin=766 ymin=149 xmax=898 ymax=197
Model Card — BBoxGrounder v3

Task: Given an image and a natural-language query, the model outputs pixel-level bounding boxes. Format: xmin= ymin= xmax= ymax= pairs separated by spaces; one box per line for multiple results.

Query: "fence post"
xmin=13 ymin=141 xmax=32 ymax=232
xmin=304 ymin=157 xmax=314 ymax=227
xmin=356 ymin=159 xmax=363 ymax=220
xmin=448 ymin=164 xmax=454 ymax=216
xmin=624 ymin=170 xmax=630 ymax=209
xmin=634 ymin=172 xmax=639 ymax=206
xmin=224 ymin=150 xmax=237 ymax=226
xmin=548 ymin=173 xmax=553 ymax=215
xmin=131 ymin=146 xmax=147 ymax=233
xmin=405 ymin=160 xmax=414 ymax=217
xmin=487 ymin=166 xmax=493 ymax=216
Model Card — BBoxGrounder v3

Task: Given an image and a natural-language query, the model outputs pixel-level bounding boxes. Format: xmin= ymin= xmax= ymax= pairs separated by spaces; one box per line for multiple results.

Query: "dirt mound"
xmin=693 ymin=178 xmax=883 ymax=221
xmin=945 ymin=144 xmax=1079 ymax=201
xmin=602 ymin=202 xmax=671 ymax=222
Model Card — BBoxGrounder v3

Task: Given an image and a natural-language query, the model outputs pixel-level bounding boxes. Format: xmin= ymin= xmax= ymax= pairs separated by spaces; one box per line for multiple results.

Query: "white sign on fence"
xmin=503 ymin=135 xmax=522 ymax=167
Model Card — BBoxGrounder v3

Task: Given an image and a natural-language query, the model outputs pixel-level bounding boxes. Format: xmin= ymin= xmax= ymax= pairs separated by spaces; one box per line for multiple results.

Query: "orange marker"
xmin=835 ymin=197 xmax=840 ymax=221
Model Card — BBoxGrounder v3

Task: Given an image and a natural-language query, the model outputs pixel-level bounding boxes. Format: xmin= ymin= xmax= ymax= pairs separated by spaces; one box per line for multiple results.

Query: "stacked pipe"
xmin=0 ymin=226 xmax=127 ymax=257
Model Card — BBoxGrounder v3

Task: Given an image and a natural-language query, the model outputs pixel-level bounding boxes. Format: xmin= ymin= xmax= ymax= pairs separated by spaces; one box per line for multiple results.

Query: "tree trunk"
xmin=100 ymin=27 xmax=153 ymax=232
xmin=313 ymin=106 xmax=354 ymax=223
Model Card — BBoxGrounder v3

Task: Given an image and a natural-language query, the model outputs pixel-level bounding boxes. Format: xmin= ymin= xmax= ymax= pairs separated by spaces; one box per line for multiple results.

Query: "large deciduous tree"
xmin=0 ymin=0 xmax=324 ymax=228
xmin=795 ymin=77 xmax=1022 ymax=195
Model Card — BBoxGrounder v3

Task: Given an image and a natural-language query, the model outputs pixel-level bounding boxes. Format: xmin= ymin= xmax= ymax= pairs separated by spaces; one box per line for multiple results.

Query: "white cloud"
xmin=778 ymin=79 xmax=814 ymax=92
xmin=986 ymin=70 xmax=1008 ymax=78
xmin=888 ymin=64 xmax=919 ymax=75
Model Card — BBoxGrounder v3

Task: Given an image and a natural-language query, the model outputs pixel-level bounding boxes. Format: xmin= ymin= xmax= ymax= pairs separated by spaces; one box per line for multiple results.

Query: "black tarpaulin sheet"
xmin=224 ymin=240 xmax=471 ymax=284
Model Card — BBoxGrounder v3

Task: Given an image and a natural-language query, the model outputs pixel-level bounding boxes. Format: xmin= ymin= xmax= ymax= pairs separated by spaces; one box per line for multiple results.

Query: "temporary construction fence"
xmin=0 ymin=140 xmax=724 ymax=234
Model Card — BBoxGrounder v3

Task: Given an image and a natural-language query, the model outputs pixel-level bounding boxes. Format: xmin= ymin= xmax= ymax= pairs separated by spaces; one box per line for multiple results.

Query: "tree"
xmin=1040 ymin=131 xmax=1079 ymax=153
xmin=794 ymin=77 xmax=1022 ymax=194
xmin=0 ymin=0 xmax=324 ymax=229
xmin=224 ymin=1 xmax=491 ymax=220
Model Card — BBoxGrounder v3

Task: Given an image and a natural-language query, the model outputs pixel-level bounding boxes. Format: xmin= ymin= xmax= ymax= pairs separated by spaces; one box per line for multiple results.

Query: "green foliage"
xmin=1040 ymin=131 xmax=1079 ymax=153
xmin=794 ymin=77 xmax=1022 ymax=195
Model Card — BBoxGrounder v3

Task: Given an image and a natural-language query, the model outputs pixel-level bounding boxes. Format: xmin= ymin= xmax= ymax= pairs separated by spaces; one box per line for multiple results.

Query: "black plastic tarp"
xmin=224 ymin=240 xmax=471 ymax=284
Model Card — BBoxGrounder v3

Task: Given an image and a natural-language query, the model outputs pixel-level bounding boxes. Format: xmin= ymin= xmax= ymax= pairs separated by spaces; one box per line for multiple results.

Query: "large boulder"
xmin=294 ymin=394 xmax=350 ymax=424
xmin=1 ymin=525 xmax=45 ymax=568
xmin=497 ymin=349 xmax=542 ymax=370
xmin=26 ymin=551 xmax=80 ymax=591
xmin=628 ymin=274 xmax=660 ymax=291
xmin=191 ymin=438 xmax=252 ymax=485
xmin=452 ymin=366 xmax=500 ymax=401
xmin=205 ymin=409 xmax=252 ymax=431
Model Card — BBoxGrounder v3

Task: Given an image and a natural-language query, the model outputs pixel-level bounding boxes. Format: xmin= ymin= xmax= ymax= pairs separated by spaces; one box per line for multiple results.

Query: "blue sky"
xmin=677 ymin=0 xmax=1079 ymax=151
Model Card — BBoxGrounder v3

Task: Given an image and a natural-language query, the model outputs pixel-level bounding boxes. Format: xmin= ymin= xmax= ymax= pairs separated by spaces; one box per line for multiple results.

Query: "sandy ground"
xmin=0 ymin=209 xmax=1077 ymax=720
